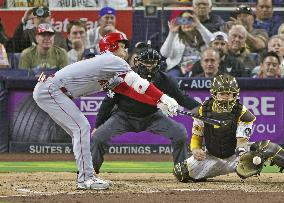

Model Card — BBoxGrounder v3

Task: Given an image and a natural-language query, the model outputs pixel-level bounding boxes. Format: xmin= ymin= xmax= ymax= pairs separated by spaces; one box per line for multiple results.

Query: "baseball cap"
xmin=36 ymin=23 xmax=55 ymax=35
xmin=235 ymin=5 xmax=254 ymax=16
xmin=210 ymin=32 xmax=228 ymax=43
xmin=99 ymin=7 xmax=116 ymax=17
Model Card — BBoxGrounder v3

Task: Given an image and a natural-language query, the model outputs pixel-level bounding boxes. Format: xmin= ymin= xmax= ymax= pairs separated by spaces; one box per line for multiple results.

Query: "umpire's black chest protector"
xmin=202 ymin=98 xmax=243 ymax=158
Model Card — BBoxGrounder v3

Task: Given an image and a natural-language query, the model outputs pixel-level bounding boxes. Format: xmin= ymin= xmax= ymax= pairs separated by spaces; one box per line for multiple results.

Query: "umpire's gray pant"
xmin=91 ymin=110 xmax=188 ymax=173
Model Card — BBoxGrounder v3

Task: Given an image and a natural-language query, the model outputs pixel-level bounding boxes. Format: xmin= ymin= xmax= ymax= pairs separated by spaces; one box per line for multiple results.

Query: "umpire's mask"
xmin=134 ymin=48 xmax=161 ymax=80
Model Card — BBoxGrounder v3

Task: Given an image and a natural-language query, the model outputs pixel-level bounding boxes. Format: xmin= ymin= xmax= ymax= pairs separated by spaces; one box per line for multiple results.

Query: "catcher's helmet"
xmin=210 ymin=74 xmax=240 ymax=112
xmin=134 ymin=47 xmax=161 ymax=79
xmin=99 ymin=32 xmax=129 ymax=53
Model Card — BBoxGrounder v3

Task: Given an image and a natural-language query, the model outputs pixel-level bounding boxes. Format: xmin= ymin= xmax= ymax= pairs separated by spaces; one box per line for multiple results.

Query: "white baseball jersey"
xmin=33 ymin=51 xmax=131 ymax=183
xmin=54 ymin=51 xmax=131 ymax=98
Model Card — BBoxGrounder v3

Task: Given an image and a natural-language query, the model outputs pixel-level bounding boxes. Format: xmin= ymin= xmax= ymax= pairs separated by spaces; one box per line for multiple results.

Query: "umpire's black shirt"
xmin=96 ymin=70 xmax=200 ymax=128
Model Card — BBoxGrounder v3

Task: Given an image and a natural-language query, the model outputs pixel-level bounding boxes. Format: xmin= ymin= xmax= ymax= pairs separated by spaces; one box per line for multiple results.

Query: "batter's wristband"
xmin=113 ymin=82 xmax=157 ymax=105
xmin=144 ymin=83 xmax=164 ymax=103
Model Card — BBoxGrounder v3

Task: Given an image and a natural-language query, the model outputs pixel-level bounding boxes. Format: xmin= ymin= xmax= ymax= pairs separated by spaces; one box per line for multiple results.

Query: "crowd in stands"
xmin=0 ymin=0 xmax=284 ymax=80
xmin=2 ymin=0 xmax=284 ymax=8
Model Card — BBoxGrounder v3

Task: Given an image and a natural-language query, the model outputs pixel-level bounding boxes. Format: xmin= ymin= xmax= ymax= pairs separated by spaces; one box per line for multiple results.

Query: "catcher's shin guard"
xmin=173 ymin=159 xmax=191 ymax=183
xmin=251 ymin=140 xmax=284 ymax=172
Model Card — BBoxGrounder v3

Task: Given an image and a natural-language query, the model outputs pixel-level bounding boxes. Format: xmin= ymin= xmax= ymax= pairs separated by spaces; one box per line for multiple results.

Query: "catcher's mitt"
xmin=236 ymin=151 xmax=265 ymax=179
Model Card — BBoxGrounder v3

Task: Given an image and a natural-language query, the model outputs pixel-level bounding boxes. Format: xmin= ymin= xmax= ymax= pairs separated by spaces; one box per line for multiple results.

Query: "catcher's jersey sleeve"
xmin=190 ymin=106 xmax=204 ymax=150
xmin=191 ymin=106 xmax=204 ymax=137
xmin=236 ymin=105 xmax=256 ymax=139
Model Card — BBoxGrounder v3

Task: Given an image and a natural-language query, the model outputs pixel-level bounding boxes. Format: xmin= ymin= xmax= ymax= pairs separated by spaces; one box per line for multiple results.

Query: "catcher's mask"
xmin=210 ymin=74 xmax=240 ymax=112
xmin=134 ymin=48 xmax=161 ymax=79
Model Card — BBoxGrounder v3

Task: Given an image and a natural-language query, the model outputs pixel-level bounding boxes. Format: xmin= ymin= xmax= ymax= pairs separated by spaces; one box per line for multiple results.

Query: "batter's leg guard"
xmin=250 ymin=140 xmax=284 ymax=172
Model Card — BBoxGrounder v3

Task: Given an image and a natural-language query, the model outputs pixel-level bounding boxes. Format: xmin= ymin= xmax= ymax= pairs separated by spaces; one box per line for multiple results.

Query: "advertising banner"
xmin=7 ymin=88 xmax=284 ymax=147
xmin=0 ymin=10 xmax=133 ymax=38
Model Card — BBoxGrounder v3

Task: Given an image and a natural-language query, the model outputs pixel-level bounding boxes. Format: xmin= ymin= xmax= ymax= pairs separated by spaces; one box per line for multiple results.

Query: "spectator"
xmin=193 ymin=0 xmax=224 ymax=32
xmin=98 ymin=0 xmax=129 ymax=7
xmin=251 ymin=35 xmax=284 ymax=76
xmin=19 ymin=23 xmax=68 ymax=71
xmin=160 ymin=10 xmax=205 ymax=74
xmin=7 ymin=0 xmax=47 ymax=7
xmin=278 ymin=23 xmax=284 ymax=38
xmin=193 ymin=47 xmax=221 ymax=78
xmin=226 ymin=5 xmax=268 ymax=53
xmin=191 ymin=31 xmax=246 ymax=77
xmin=254 ymin=0 xmax=283 ymax=37
xmin=0 ymin=19 xmax=11 ymax=68
xmin=86 ymin=7 xmax=127 ymax=53
xmin=67 ymin=20 xmax=91 ymax=64
xmin=256 ymin=51 xmax=281 ymax=78
xmin=267 ymin=35 xmax=284 ymax=63
xmin=0 ymin=19 xmax=8 ymax=47
xmin=227 ymin=25 xmax=258 ymax=71
xmin=49 ymin=0 xmax=96 ymax=7
xmin=0 ymin=43 xmax=9 ymax=68
xmin=10 ymin=6 xmax=67 ymax=53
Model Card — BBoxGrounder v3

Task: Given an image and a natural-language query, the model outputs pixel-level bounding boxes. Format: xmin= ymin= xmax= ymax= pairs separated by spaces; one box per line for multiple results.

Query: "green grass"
xmin=0 ymin=161 xmax=281 ymax=173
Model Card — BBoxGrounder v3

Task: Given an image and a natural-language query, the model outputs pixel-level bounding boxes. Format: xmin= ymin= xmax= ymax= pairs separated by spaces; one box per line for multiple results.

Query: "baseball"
xmin=253 ymin=156 xmax=262 ymax=165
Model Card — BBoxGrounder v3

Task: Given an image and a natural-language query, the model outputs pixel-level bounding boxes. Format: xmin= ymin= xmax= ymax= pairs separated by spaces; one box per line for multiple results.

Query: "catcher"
xmin=174 ymin=74 xmax=284 ymax=182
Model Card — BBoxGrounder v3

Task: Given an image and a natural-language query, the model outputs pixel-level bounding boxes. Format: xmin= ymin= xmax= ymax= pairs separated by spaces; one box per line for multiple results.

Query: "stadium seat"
xmin=31 ymin=67 xmax=60 ymax=77
xmin=7 ymin=53 xmax=21 ymax=69
xmin=0 ymin=68 xmax=29 ymax=77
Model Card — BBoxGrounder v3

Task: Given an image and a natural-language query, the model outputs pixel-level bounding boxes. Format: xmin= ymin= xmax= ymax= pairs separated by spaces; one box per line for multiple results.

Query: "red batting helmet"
xmin=99 ymin=32 xmax=129 ymax=53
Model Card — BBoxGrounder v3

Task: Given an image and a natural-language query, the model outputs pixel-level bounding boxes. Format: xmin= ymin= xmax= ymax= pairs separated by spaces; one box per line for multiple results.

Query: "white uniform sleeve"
xmin=100 ymin=54 xmax=131 ymax=74
xmin=192 ymin=118 xmax=204 ymax=137
xmin=196 ymin=23 xmax=214 ymax=46
xmin=236 ymin=105 xmax=254 ymax=139
xmin=124 ymin=71 xmax=150 ymax=94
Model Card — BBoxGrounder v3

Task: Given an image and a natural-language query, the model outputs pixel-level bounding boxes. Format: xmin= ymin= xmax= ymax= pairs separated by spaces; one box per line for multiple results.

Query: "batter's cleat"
xmin=77 ymin=177 xmax=110 ymax=190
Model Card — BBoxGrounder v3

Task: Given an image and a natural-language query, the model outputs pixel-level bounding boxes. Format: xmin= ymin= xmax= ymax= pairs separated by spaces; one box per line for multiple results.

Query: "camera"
xmin=33 ymin=7 xmax=50 ymax=18
xmin=175 ymin=17 xmax=193 ymax=25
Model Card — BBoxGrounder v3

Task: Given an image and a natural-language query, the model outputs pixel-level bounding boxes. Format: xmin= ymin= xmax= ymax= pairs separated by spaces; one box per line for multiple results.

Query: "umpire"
xmin=91 ymin=47 xmax=200 ymax=174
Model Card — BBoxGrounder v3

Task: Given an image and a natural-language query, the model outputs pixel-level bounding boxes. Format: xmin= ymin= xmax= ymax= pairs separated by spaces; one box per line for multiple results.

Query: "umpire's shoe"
xmin=77 ymin=177 xmax=110 ymax=190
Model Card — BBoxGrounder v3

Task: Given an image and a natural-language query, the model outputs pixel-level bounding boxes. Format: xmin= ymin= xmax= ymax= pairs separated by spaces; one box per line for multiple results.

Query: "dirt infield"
xmin=0 ymin=154 xmax=284 ymax=203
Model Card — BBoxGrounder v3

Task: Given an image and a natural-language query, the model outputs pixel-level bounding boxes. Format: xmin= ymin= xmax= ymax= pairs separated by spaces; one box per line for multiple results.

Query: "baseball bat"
xmin=177 ymin=110 xmax=226 ymax=127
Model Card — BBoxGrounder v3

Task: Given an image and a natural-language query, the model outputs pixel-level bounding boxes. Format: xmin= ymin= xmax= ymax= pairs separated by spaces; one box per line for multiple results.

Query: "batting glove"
xmin=158 ymin=94 xmax=178 ymax=117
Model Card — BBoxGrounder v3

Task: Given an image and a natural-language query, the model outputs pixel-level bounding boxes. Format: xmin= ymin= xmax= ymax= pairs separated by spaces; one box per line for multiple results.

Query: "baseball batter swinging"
xmin=33 ymin=32 xmax=179 ymax=190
